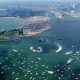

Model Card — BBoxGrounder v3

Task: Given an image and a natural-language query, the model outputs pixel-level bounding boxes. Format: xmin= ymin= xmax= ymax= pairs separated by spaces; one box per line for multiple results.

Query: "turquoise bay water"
xmin=0 ymin=17 xmax=24 ymax=32
xmin=0 ymin=15 xmax=80 ymax=80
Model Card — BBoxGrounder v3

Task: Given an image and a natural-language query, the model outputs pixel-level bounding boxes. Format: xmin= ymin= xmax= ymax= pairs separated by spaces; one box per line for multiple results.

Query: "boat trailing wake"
xmin=65 ymin=51 xmax=73 ymax=55
xmin=55 ymin=42 xmax=62 ymax=53
xmin=66 ymin=57 xmax=73 ymax=65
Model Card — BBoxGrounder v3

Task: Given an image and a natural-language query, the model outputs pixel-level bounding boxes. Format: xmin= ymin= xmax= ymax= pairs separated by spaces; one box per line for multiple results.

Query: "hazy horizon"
xmin=0 ymin=0 xmax=80 ymax=3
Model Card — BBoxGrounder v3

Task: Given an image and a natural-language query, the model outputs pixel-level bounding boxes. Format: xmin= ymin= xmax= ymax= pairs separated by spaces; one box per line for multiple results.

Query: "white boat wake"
xmin=13 ymin=49 xmax=18 ymax=52
xmin=65 ymin=51 xmax=73 ymax=55
xmin=55 ymin=42 xmax=62 ymax=53
xmin=66 ymin=57 xmax=73 ymax=65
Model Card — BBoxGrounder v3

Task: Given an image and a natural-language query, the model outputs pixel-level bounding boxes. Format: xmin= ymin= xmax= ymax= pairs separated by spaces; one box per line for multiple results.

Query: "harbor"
xmin=0 ymin=2 xmax=80 ymax=80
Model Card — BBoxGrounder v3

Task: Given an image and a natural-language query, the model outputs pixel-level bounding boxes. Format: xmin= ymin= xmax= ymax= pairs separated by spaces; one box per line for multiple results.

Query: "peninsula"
xmin=0 ymin=16 xmax=51 ymax=41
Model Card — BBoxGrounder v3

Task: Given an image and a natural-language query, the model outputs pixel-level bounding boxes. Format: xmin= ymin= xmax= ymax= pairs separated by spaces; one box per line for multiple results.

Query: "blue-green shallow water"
xmin=0 ymin=17 xmax=24 ymax=32
xmin=0 ymin=15 xmax=80 ymax=80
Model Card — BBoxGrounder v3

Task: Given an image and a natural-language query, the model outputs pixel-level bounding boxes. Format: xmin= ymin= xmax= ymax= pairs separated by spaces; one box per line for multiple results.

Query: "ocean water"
xmin=0 ymin=15 xmax=80 ymax=80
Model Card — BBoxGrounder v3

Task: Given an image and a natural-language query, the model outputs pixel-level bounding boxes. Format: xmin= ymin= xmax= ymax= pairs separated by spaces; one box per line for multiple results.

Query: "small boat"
xmin=55 ymin=42 xmax=62 ymax=53
xmin=13 ymin=49 xmax=18 ymax=52
xmin=47 ymin=71 xmax=54 ymax=74
xmin=30 ymin=47 xmax=34 ymax=50
xmin=66 ymin=57 xmax=73 ymax=65
xmin=65 ymin=51 xmax=73 ymax=55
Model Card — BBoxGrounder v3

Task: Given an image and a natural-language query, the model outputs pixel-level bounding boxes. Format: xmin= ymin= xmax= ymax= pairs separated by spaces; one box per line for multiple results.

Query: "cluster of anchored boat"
xmin=30 ymin=46 xmax=43 ymax=53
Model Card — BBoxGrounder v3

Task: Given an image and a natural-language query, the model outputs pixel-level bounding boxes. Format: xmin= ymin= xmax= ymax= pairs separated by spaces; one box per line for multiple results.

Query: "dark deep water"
xmin=0 ymin=12 xmax=80 ymax=80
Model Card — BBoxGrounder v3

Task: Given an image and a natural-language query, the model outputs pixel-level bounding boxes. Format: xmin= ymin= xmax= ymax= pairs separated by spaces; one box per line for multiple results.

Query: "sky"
xmin=0 ymin=0 xmax=79 ymax=2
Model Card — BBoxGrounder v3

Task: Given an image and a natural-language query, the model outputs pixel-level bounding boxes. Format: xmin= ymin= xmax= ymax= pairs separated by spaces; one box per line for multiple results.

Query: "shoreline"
xmin=0 ymin=28 xmax=51 ymax=41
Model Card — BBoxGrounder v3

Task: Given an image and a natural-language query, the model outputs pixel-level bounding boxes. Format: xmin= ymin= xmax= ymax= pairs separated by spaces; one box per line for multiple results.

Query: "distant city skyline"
xmin=0 ymin=0 xmax=80 ymax=2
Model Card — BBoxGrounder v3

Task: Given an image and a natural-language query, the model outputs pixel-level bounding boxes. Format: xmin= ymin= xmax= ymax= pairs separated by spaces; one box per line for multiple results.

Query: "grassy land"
xmin=0 ymin=35 xmax=9 ymax=40
xmin=0 ymin=30 xmax=18 ymax=40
